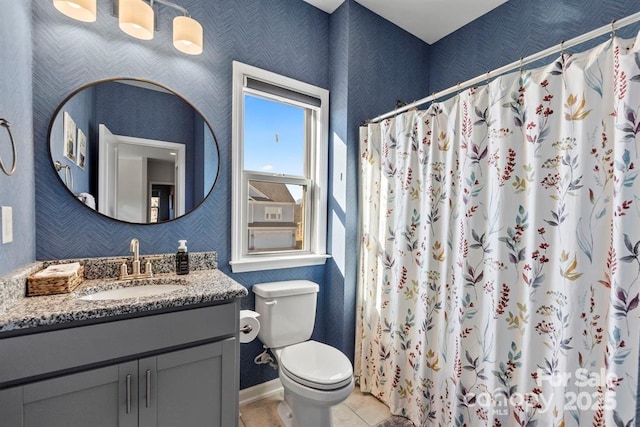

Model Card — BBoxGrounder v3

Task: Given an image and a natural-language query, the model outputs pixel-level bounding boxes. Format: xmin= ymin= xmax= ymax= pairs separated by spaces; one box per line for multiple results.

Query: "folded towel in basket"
xmin=32 ymin=262 xmax=82 ymax=279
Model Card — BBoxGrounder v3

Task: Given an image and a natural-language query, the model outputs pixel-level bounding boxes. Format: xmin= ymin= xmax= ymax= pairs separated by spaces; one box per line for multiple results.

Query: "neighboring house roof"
xmin=248 ymin=222 xmax=298 ymax=228
xmin=249 ymin=181 xmax=295 ymax=203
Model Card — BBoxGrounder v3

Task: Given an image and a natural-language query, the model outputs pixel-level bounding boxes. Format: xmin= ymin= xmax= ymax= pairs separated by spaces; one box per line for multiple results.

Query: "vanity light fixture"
xmin=53 ymin=0 xmax=97 ymax=22
xmin=53 ymin=0 xmax=203 ymax=55
xmin=116 ymin=0 xmax=204 ymax=55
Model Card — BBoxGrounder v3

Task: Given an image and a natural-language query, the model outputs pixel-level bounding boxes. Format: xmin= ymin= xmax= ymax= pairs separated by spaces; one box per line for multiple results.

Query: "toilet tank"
xmin=253 ymin=280 xmax=319 ymax=349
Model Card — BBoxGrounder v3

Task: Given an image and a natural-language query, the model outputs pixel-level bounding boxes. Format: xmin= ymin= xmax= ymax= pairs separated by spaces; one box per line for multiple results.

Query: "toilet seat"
xmin=279 ymin=341 xmax=353 ymax=391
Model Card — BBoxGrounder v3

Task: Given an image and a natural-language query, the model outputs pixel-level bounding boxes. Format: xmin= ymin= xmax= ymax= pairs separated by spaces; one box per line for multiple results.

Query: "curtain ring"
xmin=560 ymin=40 xmax=565 ymax=56
xmin=519 ymin=57 xmax=524 ymax=74
xmin=0 ymin=119 xmax=17 ymax=176
xmin=486 ymin=71 xmax=491 ymax=86
xmin=611 ymin=20 xmax=617 ymax=38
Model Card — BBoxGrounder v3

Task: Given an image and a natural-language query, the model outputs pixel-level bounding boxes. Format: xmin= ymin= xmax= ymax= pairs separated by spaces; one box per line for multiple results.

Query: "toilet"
xmin=253 ymin=280 xmax=354 ymax=427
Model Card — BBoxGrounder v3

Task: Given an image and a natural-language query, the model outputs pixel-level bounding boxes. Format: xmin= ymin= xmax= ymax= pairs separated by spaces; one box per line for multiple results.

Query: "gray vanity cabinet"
xmin=140 ymin=339 xmax=237 ymax=426
xmin=0 ymin=361 xmax=138 ymax=427
xmin=0 ymin=303 xmax=240 ymax=427
xmin=1 ymin=339 xmax=236 ymax=426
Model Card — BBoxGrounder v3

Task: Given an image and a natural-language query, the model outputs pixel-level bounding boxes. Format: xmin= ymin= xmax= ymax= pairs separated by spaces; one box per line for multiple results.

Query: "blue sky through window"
xmin=243 ymin=94 xmax=304 ymax=176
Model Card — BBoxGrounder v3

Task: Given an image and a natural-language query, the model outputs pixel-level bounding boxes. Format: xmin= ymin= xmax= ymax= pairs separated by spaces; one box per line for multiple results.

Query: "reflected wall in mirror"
xmin=49 ymin=79 xmax=219 ymax=224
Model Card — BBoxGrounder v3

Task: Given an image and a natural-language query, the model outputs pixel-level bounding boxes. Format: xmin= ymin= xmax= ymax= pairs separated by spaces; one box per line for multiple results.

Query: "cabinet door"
xmin=139 ymin=338 xmax=238 ymax=427
xmin=0 ymin=387 xmax=23 ymax=426
xmin=0 ymin=361 xmax=138 ymax=427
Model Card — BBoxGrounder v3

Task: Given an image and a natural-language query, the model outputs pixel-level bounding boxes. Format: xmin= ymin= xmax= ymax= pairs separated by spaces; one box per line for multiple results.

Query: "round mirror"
xmin=48 ymin=78 xmax=219 ymax=224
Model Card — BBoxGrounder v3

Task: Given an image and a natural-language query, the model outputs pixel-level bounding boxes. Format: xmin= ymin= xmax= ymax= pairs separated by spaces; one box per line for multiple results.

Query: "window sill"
xmin=229 ymin=253 xmax=330 ymax=273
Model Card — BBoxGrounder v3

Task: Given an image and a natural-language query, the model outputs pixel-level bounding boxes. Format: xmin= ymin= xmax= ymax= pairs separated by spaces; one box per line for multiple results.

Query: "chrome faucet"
xmin=119 ymin=238 xmax=153 ymax=279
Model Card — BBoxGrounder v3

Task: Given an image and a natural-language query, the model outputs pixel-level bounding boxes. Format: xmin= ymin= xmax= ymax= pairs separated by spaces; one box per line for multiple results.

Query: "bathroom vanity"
xmin=0 ymin=255 xmax=247 ymax=427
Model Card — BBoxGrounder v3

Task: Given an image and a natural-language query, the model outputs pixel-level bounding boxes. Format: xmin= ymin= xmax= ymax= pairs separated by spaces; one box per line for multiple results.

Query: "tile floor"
xmin=239 ymin=388 xmax=416 ymax=427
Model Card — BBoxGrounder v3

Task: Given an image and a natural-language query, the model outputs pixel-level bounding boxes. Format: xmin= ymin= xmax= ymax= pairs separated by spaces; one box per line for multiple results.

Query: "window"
xmin=231 ymin=62 xmax=329 ymax=272
xmin=264 ymin=207 xmax=283 ymax=221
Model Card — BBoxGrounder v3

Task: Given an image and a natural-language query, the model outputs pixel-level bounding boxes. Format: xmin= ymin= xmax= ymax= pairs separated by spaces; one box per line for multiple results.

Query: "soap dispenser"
xmin=176 ymin=240 xmax=189 ymax=275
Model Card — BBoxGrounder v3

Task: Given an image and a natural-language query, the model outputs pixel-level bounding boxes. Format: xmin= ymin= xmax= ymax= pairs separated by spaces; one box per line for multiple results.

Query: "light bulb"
xmin=119 ymin=0 xmax=154 ymax=40
xmin=53 ymin=0 xmax=96 ymax=22
xmin=173 ymin=16 xmax=203 ymax=55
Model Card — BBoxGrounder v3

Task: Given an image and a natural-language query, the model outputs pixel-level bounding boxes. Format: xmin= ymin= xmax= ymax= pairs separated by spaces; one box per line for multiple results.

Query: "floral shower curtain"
xmin=356 ymin=33 xmax=640 ymax=426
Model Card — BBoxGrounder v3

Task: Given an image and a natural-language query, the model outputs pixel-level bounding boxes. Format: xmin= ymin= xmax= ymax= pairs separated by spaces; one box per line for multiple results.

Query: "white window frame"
xmin=231 ymin=61 xmax=329 ymax=272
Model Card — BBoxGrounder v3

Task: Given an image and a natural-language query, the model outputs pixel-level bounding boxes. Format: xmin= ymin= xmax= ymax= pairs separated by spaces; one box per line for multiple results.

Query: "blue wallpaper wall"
xmin=0 ymin=0 xmax=35 ymax=276
xmin=326 ymin=1 xmax=350 ymax=356
xmin=95 ymin=82 xmax=195 ymax=143
xmin=327 ymin=0 xmax=430 ymax=359
xmin=32 ymin=0 xmax=329 ymax=390
xmin=430 ymin=0 xmax=640 ymax=94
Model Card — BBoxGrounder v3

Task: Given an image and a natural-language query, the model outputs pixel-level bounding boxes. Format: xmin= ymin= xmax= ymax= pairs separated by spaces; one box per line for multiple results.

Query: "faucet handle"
xmin=120 ymin=261 xmax=129 ymax=278
xmin=144 ymin=259 xmax=153 ymax=277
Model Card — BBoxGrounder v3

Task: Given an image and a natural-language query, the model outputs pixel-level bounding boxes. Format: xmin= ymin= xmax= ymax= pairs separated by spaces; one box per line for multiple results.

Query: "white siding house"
xmin=248 ymin=182 xmax=301 ymax=252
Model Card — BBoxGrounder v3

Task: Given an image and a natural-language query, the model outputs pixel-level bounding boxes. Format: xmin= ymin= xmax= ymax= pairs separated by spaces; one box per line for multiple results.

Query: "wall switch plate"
xmin=1 ymin=206 xmax=13 ymax=244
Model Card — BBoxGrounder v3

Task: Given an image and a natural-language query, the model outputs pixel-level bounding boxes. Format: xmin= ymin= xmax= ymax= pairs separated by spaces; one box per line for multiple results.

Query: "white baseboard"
xmin=239 ymin=378 xmax=283 ymax=406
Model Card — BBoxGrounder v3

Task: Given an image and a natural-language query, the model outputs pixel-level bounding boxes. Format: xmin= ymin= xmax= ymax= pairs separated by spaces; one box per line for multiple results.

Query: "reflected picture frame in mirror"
xmin=48 ymin=78 xmax=220 ymax=224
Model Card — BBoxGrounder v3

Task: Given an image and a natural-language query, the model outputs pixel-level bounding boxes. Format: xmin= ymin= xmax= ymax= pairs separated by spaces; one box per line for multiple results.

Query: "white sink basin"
xmin=78 ymin=284 xmax=183 ymax=301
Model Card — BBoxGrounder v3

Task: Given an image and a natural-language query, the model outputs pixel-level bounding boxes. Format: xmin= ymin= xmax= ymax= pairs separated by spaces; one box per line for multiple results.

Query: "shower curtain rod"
xmin=368 ymin=10 xmax=640 ymax=124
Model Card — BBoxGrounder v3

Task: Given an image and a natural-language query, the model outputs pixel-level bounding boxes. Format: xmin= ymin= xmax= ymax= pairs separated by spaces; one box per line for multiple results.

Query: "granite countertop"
xmin=0 ymin=253 xmax=248 ymax=334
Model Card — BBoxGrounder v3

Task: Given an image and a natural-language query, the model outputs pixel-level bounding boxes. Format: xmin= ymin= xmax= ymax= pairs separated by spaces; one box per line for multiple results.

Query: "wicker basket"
xmin=27 ymin=265 xmax=84 ymax=296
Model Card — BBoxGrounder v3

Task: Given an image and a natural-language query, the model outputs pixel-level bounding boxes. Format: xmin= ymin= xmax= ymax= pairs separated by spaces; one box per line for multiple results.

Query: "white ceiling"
xmin=302 ymin=0 xmax=510 ymax=44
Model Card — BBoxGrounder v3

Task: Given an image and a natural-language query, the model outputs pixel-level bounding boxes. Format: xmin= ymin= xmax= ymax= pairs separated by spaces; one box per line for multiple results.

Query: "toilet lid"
xmin=280 ymin=341 xmax=353 ymax=391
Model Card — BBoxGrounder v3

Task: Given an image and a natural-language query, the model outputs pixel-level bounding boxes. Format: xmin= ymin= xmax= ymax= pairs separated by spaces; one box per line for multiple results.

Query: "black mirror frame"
xmin=47 ymin=77 xmax=221 ymax=225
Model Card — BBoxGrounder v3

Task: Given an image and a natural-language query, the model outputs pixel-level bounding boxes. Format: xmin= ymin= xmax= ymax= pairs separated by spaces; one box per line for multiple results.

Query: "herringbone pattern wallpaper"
xmin=326 ymin=0 xmax=430 ymax=362
xmin=33 ymin=0 xmax=329 ymax=261
xmin=0 ymin=1 xmax=35 ymax=276
xmin=430 ymin=0 xmax=640 ymax=94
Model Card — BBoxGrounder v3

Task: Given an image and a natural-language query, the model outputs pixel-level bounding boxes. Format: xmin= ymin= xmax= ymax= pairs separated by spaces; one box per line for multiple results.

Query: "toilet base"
xmin=276 ymin=370 xmax=354 ymax=427
xmin=277 ymin=400 xmax=293 ymax=427
xmin=277 ymin=390 xmax=335 ymax=427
